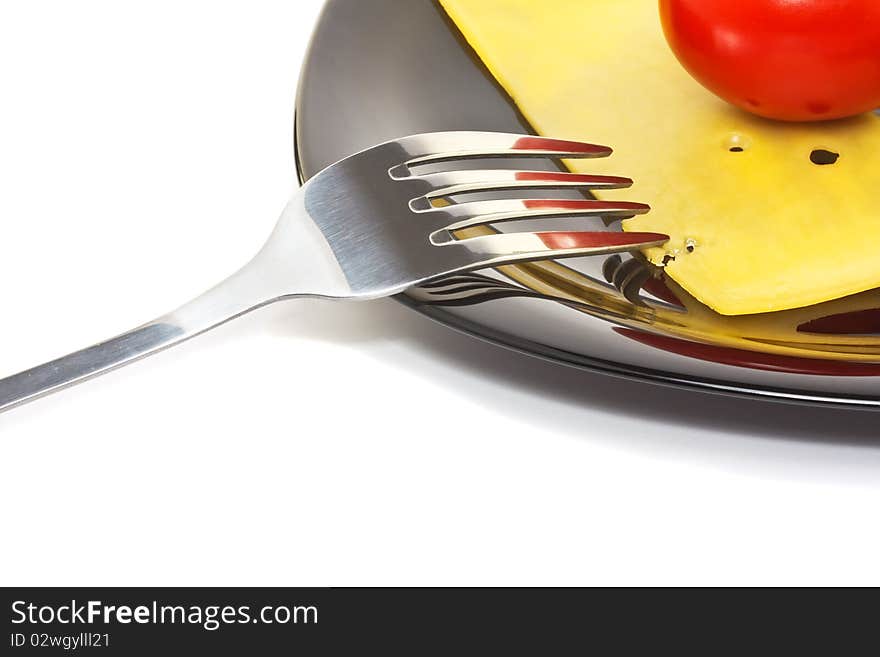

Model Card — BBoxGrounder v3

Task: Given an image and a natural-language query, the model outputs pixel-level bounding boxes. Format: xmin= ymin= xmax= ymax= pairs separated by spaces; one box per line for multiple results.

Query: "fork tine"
xmin=450 ymin=230 xmax=669 ymax=269
xmin=429 ymin=198 xmax=650 ymax=231
xmin=398 ymin=132 xmax=612 ymax=167
xmin=412 ymin=169 xmax=633 ymax=199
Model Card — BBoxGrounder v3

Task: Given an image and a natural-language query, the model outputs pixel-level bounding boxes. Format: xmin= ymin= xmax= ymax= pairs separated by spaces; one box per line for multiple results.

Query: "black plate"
xmin=295 ymin=0 xmax=880 ymax=408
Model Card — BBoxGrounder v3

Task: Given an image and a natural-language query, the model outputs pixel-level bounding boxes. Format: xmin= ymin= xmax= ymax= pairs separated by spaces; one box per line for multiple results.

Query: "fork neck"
xmin=163 ymin=189 xmax=353 ymax=337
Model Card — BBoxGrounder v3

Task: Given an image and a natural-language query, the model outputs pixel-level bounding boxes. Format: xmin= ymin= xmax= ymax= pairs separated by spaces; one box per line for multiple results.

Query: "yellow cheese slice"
xmin=439 ymin=0 xmax=880 ymax=316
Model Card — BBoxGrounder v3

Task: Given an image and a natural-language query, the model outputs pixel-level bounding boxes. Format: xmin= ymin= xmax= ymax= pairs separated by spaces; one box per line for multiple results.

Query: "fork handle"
xmin=0 ymin=255 xmax=281 ymax=414
xmin=0 ymin=189 xmax=359 ymax=413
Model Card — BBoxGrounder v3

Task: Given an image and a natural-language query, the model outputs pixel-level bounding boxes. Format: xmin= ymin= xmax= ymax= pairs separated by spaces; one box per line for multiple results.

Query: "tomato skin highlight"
xmin=658 ymin=0 xmax=880 ymax=121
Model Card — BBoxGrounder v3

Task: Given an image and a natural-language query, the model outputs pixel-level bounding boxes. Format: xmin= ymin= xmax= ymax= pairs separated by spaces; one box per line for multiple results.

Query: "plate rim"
xmin=293 ymin=0 xmax=880 ymax=410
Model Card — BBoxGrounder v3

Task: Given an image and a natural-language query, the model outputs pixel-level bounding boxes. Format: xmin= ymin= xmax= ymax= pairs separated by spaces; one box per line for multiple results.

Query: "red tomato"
xmin=658 ymin=0 xmax=880 ymax=121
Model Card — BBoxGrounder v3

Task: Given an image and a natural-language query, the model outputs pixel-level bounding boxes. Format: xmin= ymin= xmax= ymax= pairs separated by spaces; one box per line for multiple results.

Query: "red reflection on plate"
xmin=640 ymin=277 xmax=684 ymax=308
xmin=615 ymin=327 xmax=880 ymax=376
xmin=798 ymin=308 xmax=880 ymax=335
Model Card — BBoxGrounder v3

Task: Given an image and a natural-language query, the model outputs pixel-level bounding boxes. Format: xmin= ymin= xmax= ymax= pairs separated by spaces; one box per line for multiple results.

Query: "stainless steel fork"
xmin=0 ymin=131 xmax=667 ymax=412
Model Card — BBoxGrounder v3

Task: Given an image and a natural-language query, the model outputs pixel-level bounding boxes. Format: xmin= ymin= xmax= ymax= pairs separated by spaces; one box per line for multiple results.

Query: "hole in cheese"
xmin=810 ymin=149 xmax=840 ymax=165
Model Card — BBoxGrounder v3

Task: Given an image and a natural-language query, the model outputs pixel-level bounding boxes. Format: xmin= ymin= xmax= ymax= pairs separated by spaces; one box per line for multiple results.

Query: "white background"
xmin=1 ymin=0 xmax=880 ymax=587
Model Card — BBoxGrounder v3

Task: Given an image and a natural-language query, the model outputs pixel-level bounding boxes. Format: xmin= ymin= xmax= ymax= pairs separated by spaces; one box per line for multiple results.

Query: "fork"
xmin=0 ymin=131 xmax=667 ymax=412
